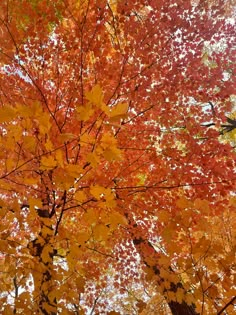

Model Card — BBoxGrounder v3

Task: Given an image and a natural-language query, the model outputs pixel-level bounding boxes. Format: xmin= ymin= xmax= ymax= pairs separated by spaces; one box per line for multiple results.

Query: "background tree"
xmin=0 ymin=0 xmax=235 ymax=314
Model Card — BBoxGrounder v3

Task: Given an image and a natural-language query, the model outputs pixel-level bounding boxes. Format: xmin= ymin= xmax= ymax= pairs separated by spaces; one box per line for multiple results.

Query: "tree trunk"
xmin=133 ymin=237 xmax=200 ymax=315
xmin=168 ymin=301 xmax=199 ymax=315
xmin=28 ymin=219 xmax=57 ymax=315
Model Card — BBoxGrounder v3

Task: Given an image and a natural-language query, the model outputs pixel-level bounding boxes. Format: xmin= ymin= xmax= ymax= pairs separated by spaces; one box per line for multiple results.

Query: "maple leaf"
xmin=0 ymin=0 xmax=235 ymax=314
xmin=40 ymin=156 xmax=57 ymax=170
xmin=85 ymin=84 xmax=104 ymax=108
xmin=76 ymin=103 xmax=95 ymax=121
xmin=109 ymin=102 xmax=129 ymax=121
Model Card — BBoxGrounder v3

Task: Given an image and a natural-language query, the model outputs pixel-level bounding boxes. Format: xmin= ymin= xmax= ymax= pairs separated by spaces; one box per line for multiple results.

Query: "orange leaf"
xmin=109 ymin=102 xmax=129 ymax=121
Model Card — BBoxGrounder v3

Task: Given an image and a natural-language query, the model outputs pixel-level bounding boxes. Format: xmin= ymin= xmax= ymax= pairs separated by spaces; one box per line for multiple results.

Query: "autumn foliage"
xmin=0 ymin=0 xmax=235 ymax=314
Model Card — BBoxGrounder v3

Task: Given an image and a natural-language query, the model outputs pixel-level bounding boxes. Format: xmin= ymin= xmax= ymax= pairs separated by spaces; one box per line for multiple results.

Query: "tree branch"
xmin=217 ymin=296 xmax=236 ymax=315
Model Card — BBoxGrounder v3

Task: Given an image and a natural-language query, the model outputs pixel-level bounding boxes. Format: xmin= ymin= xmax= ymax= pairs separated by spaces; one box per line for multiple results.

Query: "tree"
xmin=0 ymin=0 xmax=235 ymax=314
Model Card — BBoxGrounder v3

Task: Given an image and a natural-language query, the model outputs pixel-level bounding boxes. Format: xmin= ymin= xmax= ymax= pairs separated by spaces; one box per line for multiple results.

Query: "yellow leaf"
xmin=99 ymin=133 xmax=122 ymax=161
xmin=109 ymin=102 xmax=128 ymax=120
xmin=109 ymin=211 xmax=127 ymax=227
xmin=23 ymin=177 xmax=39 ymax=185
xmin=2 ymin=305 xmax=14 ymax=314
xmin=75 ymin=276 xmax=85 ymax=292
xmin=16 ymin=104 xmax=31 ymax=118
xmin=104 ymin=189 xmax=116 ymax=208
xmin=74 ymin=190 xmax=87 ymax=202
xmin=93 ymin=224 xmax=109 ymax=241
xmin=41 ymin=302 xmax=57 ymax=313
xmin=55 ymin=150 xmax=64 ymax=167
xmin=166 ymin=291 xmax=176 ymax=302
xmin=28 ymin=198 xmax=42 ymax=211
xmin=194 ymin=198 xmax=209 ymax=214
xmin=185 ymin=294 xmax=195 ymax=306
xmin=41 ymin=244 xmax=53 ymax=263
xmin=100 ymin=133 xmax=116 ymax=148
xmin=0 ymin=179 xmax=11 ymax=190
xmin=23 ymin=135 xmax=36 ymax=152
xmin=158 ymin=210 xmax=170 ymax=223
xmin=66 ymin=164 xmax=83 ymax=177
xmin=76 ymin=103 xmax=94 ymax=121
xmin=45 ymin=139 xmax=54 ymax=150
xmin=15 ymin=292 xmax=31 ymax=307
xmin=37 ymin=112 xmax=51 ymax=134
xmin=48 ymin=290 xmax=62 ymax=304
xmin=83 ymin=208 xmax=99 ymax=225
xmin=21 ymin=117 xmax=33 ymax=131
xmin=0 ymin=240 xmax=8 ymax=251
xmin=54 ymin=171 xmax=74 ymax=190
xmin=86 ymin=152 xmax=100 ymax=168
xmin=162 ymin=227 xmax=173 ymax=242
xmin=157 ymin=255 xmax=171 ymax=266
xmin=77 ymin=231 xmax=90 ymax=245
xmin=85 ymin=84 xmax=104 ymax=107
xmin=5 ymin=158 xmax=15 ymax=171
xmin=0 ymin=106 xmax=16 ymax=123
xmin=176 ymin=196 xmax=191 ymax=209
xmin=40 ymin=156 xmax=57 ymax=170
xmin=101 ymin=103 xmax=109 ymax=115
xmin=40 ymin=218 xmax=53 ymax=227
xmin=59 ymin=133 xmax=76 ymax=142
xmin=69 ymin=244 xmax=83 ymax=259
xmin=176 ymin=288 xmax=185 ymax=304
xmin=90 ymin=185 xmax=104 ymax=199
xmin=80 ymin=133 xmax=94 ymax=145
xmin=90 ymin=186 xmax=116 ymax=207
xmin=41 ymin=225 xmax=54 ymax=238
xmin=103 ymin=147 xmax=122 ymax=161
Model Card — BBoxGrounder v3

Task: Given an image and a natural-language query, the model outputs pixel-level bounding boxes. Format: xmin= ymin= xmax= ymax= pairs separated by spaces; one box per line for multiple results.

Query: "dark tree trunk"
xmin=28 ymin=211 xmax=57 ymax=315
xmin=168 ymin=301 xmax=199 ymax=315
xmin=133 ymin=237 xmax=200 ymax=315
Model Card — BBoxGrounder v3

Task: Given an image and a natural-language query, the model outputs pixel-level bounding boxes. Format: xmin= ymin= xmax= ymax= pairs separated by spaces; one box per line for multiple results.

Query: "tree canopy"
xmin=0 ymin=0 xmax=235 ymax=314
